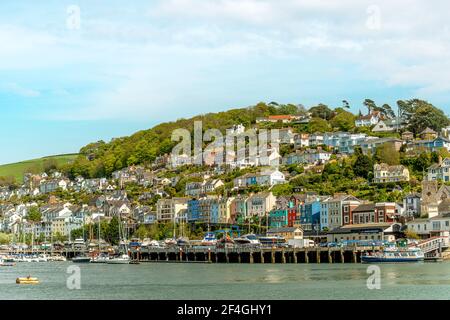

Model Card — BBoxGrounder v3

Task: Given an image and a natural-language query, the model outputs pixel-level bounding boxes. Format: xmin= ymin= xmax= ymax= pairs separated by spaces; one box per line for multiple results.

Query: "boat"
xmin=16 ymin=276 xmax=39 ymax=285
xmin=258 ymin=235 xmax=287 ymax=247
xmin=361 ymin=247 xmax=424 ymax=263
xmin=201 ymin=232 xmax=217 ymax=246
xmin=72 ymin=255 xmax=91 ymax=263
xmin=90 ymin=254 xmax=110 ymax=264
xmin=164 ymin=238 xmax=177 ymax=246
xmin=177 ymin=237 xmax=190 ymax=247
xmin=0 ymin=258 xmax=16 ymax=267
xmin=216 ymin=234 xmax=235 ymax=248
xmin=48 ymin=255 xmax=67 ymax=262
xmin=234 ymin=234 xmax=260 ymax=246
xmin=106 ymin=254 xmax=130 ymax=264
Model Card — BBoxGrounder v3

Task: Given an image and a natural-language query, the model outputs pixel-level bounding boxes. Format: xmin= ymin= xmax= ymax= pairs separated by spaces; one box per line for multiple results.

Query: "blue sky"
xmin=1 ymin=0 xmax=450 ymax=164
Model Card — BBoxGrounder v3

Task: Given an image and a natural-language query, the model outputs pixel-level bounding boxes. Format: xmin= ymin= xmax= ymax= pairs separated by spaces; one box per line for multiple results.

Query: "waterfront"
xmin=1 ymin=262 xmax=450 ymax=300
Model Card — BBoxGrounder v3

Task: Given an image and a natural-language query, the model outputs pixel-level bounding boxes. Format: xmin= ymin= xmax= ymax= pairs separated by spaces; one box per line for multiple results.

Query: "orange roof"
xmin=268 ymin=115 xmax=296 ymax=120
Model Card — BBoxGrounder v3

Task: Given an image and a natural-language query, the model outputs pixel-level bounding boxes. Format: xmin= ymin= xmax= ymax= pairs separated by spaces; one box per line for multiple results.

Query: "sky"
xmin=1 ymin=0 xmax=450 ymax=164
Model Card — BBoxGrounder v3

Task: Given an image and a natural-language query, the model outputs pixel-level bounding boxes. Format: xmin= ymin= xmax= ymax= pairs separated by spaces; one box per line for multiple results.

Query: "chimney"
xmin=439 ymin=155 xmax=443 ymax=165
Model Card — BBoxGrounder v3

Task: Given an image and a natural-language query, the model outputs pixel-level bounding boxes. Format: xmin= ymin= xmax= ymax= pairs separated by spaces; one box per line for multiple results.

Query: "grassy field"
xmin=0 ymin=154 xmax=79 ymax=183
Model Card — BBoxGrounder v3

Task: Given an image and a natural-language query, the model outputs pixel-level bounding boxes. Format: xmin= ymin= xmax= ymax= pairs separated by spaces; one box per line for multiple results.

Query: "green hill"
xmin=0 ymin=154 xmax=79 ymax=183
xmin=65 ymin=102 xmax=303 ymax=179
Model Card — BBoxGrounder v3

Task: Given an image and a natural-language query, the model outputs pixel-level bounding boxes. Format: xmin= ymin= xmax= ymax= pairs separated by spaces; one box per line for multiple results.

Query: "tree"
xmin=27 ymin=206 xmax=41 ymax=223
xmin=363 ymin=99 xmax=377 ymax=114
xmin=105 ymin=216 xmax=120 ymax=245
xmin=309 ymin=104 xmax=333 ymax=120
xmin=381 ymin=104 xmax=395 ymax=118
xmin=43 ymin=158 xmax=58 ymax=173
xmin=134 ymin=225 xmax=149 ymax=240
xmin=375 ymin=142 xmax=400 ymax=165
xmin=408 ymin=102 xmax=449 ymax=134
xmin=0 ymin=232 xmax=12 ymax=245
xmin=353 ymin=147 xmax=372 ymax=179
xmin=308 ymin=117 xmax=331 ymax=133
xmin=330 ymin=109 xmax=356 ymax=131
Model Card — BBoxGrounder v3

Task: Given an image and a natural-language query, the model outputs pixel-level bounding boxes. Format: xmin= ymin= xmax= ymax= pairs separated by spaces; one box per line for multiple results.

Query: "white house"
xmin=355 ymin=111 xmax=382 ymax=127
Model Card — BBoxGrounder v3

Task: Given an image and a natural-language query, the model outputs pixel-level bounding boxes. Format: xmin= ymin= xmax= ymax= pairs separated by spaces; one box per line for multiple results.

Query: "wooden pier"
xmin=127 ymin=246 xmax=383 ymax=264
xmin=3 ymin=245 xmax=388 ymax=264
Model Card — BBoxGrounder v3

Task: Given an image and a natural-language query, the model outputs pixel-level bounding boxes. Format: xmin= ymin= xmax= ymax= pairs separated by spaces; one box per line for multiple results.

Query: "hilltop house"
xmin=355 ymin=111 xmax=382 ymax=127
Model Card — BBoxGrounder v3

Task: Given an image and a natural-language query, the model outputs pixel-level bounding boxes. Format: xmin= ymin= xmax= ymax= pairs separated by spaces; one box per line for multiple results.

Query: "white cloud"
xmin=2 ymin=0 xmax=450 ymax=120
xmin=1 ymin=82 xmax=40 ymax=97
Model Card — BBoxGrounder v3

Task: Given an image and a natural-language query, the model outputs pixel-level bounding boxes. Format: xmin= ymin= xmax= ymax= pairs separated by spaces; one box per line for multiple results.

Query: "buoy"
xmin=16 ymin=276 xmax=39 ymax=285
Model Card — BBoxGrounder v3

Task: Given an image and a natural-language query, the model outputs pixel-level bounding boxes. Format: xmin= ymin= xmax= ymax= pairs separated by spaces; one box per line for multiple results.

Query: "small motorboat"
xmin=16 ymin=276 xmax=39 ymax=285
xmin=72 ymin=255 xmax=91 ymax=263
xmin=0 ymin=258 xmax=16 ymax=267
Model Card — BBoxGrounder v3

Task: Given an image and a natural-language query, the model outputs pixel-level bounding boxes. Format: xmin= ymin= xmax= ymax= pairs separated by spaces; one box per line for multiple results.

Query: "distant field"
xmin=0 ymin=154 xmax=79 ymax=183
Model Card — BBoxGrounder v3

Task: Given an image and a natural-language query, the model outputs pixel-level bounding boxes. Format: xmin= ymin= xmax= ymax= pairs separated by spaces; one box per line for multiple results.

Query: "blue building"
xmin=187 ymin=197 xmax=220 ymax=224
xmin=187 ymin=199 xmax=201 ymax=222
xmin=299 ymin=199 xmax=321 ymax=231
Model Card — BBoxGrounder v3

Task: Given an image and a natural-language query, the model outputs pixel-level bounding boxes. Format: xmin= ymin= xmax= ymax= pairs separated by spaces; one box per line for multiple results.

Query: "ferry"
xmin=361 ymin=247 xmax=424 ymax=263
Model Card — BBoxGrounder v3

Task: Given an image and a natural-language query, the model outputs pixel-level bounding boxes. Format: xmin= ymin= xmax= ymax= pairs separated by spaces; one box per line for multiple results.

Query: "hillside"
xmin=63 ymin=99 xmax=448 ymax=180
xmin=0 ymin=154 xmax=79 ymax=183
xmin=64 ymin=102 xmax=303 ymax=179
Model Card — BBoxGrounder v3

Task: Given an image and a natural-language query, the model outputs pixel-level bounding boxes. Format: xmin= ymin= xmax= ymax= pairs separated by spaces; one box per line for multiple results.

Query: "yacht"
xmin=361 ymin=247 xmax=424 ymax=263
xmin=234 ymin=234 xmax=261 ymax=246
xmin=106 ymin=254 xmax=130 ymax=264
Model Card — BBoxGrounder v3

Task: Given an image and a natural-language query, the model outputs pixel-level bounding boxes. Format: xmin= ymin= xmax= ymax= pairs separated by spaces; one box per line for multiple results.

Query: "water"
xmin=1 ymin=262 xmax=450 ymax=300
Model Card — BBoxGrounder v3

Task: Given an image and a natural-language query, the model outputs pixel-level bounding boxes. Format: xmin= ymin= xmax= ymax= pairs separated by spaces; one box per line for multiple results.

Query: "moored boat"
xmin=361 ymin=247 xmax=424 ymax=263
xmin=72 ymin=255 xmax=91 ymax=263
xmin=90 ymin=254 xmax=110 ymax=263
xmin=201 ymin=232 xmax=217 ymax=246
xmin=16 ymin=276 xmax=39 ymax=285
xmin=234 ymin=234 xmax=260 ymax=246
xmin=106 ymin=254 xmax=130 ymax=264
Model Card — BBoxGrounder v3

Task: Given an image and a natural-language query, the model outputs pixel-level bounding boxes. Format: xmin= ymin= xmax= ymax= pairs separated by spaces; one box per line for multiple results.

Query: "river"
xmin=1 ymin=261 xmax=450 ymax=300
